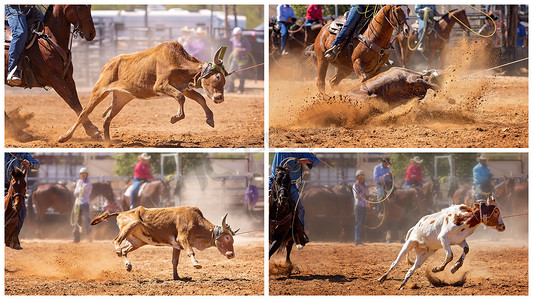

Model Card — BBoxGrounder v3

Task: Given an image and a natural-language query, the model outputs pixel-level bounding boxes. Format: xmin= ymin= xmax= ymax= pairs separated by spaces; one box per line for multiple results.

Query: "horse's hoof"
xmin=206 ymin=119 xmax=215 ymax=128
xmin=170 ymin=115 xmax=184 ymax=124
xmin=432 ymin=266 xmax=442 ymax=273
xmin=296 ymin=244 xmax=304 ymax=250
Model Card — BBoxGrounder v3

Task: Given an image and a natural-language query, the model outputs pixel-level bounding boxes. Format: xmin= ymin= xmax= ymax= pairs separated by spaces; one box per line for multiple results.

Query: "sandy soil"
xmin=269 ymin=42 xmax=528 ymax=148
xmin=5 ymin=90 xmax=264 ymax=148
xmin=269 ymin=241 xmax=528 ymax=295
xmin=5 ymin=237 xmax=264 ymax=295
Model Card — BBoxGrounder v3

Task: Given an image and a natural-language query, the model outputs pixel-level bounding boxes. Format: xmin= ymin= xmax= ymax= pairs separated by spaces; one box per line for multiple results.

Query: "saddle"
xmin=124 ymin=182 xmax=148 ymax=198
xmin=328 ymin=12 xmax=368 ymax=36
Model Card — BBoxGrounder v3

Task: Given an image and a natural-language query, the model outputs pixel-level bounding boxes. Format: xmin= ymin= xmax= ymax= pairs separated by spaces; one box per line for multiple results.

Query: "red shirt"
xmin=405 ymin=165 xmax=423 ymax=183
xmin=134 ymin=161 xmax=153 ymax=180
xmin=306 ymin=5 xmax=324 ymax=22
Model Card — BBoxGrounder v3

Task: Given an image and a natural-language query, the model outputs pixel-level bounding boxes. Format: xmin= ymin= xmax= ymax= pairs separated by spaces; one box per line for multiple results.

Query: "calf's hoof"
xmin=170 ymin=115 xmax=185 ymax=124
xmin=206 ymin=119 xmax=215 ymax=128
xmin=378 ymin=274 xmax=387 ymax=283
xmin=58 ymin=134 xmax=70 ymax=143
xmin=193 ymin=263 xmax=202 ymax=269
xmin=450 ymin=264 xmax=461 ymax=274
xmin=432 ymin=266 xmax=443 ymax=273
xmin=125 ymin=263 xmax=132 ymax=272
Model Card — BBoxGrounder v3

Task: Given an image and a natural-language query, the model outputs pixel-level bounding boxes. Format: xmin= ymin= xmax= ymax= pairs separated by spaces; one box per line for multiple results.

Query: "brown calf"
xmin=91 ymin=206 xmax=237 ymax=280
xmin=58 ymin=42 xmax=229 ymax=142
xmin=347 ymin=67 xmax=440 ymax=102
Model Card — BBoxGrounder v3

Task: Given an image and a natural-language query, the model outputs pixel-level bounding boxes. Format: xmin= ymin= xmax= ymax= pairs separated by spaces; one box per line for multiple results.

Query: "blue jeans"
xmin=417 ymin=16 xmax=425 ymax=42
xmin=277 ymin=21 xmax=289 ymax=51
xmin=5 ymin=5 xmax=43 ymax=72
xmin=73 ymin=203 xmax=92 ymax=242
xmin=130 ymin=178 xmax=144 ymax=209
xmin=305 ymin=19 xmax=319 ymax=27
xmin=354 ymin=205 xmax=367 ymax=243
xmin=333 ymin=6 xmax=364 ymax=46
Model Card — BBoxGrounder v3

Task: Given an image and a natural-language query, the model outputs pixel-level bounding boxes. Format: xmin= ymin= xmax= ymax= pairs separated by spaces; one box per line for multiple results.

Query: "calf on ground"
xmin=378 ymin=196 xmax=505 ymax=289
xmin=347 ymin=67 xmax=440 ymax=102
xmin=59 ymin=42 xmax=230 ymax=142
xmin=91 ymin=206 xmax=238 ymax=280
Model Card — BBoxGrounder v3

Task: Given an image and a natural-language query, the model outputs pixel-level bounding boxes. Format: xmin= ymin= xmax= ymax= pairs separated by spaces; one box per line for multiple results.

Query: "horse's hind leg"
xmin=52 ymin=74 xmax=102 ymax=140
xmin=58 ymin=88 xmax=111 ymax=143
xmin=285 ymin=239 xmax=294 ymax=266
xmin=102 ymin=91 xmax=134 ymax=141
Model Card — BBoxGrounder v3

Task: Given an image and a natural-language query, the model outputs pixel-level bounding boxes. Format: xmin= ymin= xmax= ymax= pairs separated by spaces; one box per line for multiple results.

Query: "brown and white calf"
xmin=58 ymin=42 xmax=230 ymax=142
xmin=91 ymin=206 xmax=237 ymax=280
xmin=378 ymin=196 xmax=505 ymax=289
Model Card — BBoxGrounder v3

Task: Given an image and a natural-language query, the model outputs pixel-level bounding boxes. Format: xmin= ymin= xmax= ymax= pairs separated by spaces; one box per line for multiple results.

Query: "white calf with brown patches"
xmin=91 ymin=206 xmax=237 ymax=280
xmin=378 ymin=196 xmax=505 ymax=289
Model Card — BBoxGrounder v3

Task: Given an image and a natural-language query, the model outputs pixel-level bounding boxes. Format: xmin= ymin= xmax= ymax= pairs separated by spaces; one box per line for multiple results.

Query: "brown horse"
xmin=5 ymin=168 xmax=28 ymax=248
xmin=301 ymin=182 xmax=354 ymax=242
xmin=452 ymin=185 xmax=475 ymax=207
xmin=493 ymin=175 xmax=515 ymax=210
xmin=314 ymin=5 xmax=412 ymax=93
xmin=29 ymin=183 xmax=75 ymax=221
xmin=121 ymin=179 xmax=171 ymax=210
xmin=4 ymin=5 xmax=101 ymax=140
xmin=396 ymin=7 xmax=471 ymax=68
xmin=90 ymin=182 xmax=116 ymax=210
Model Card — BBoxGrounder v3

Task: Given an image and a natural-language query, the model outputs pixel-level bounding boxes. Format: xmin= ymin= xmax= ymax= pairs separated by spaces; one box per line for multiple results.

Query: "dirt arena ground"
xmin=269 ymin=240 xmax=528 ymax=295
xmin=269 ymin=42 xmax=528 ymax=148
xmin=5 ymin=88 xmax=264 ymax=148
xmin=5 ymin=237 xmax=264 ymax=295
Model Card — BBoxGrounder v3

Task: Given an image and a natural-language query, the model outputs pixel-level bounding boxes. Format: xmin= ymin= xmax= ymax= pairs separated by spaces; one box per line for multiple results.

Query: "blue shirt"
xmin=473 ymin=163 xmax=491 ymax=186
xmin=277 ymin=5 xmax=295 ymax=23
xmin=373 ymin=163 xmax=392 ymax=185
xmin=269 ymin=153 xmax=319 ymax=188
xmin=5 ymin=153 xmax=39 ymax=185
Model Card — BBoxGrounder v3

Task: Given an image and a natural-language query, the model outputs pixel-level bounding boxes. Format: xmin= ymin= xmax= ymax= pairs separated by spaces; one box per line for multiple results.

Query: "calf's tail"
xmin=91 ymin=210 xmax=119 ymax=226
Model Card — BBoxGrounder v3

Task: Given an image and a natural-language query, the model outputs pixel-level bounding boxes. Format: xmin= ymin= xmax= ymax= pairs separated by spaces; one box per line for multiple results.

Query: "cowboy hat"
xmin=411 ymin=156 xmax=423 ymax=164
xmin=138 ymin=153 xmax=151 ymax=160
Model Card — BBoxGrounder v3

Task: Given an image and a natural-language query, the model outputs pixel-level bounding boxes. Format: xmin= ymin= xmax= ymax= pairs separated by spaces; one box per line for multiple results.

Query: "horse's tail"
xmin=303 ymin=44 xmax=317 ymax=66
xmin=90 ymin=210 xmax=119 ymax=226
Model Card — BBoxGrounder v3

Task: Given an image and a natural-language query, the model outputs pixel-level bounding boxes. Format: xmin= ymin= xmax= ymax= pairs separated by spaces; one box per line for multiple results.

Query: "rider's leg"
xmin=325 ymin=5 xmax=363 ymax=59
xmin=278 ymin=21 xmax=289 ymax=53
xmin=417 ymin=16 xmax=425 ymax=50
xmin=130 ymin=178 xmax=142 ymax=209
xmin=5 ymin=6 xmax=29 ymax=84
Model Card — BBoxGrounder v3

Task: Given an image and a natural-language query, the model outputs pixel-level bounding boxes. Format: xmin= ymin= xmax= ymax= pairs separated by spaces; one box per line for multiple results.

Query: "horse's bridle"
xmin=474 ymin=202 xmax=498 ymax=226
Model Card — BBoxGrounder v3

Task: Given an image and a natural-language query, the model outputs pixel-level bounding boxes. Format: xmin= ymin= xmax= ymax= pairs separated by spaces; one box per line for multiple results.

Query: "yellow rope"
xmin=408 ymin=8 xmax=430 ymax=51
xmin=70 ymin=188 xmax=83 ymax=226
xmin=438 ymin=5 xmax=497 ymax=38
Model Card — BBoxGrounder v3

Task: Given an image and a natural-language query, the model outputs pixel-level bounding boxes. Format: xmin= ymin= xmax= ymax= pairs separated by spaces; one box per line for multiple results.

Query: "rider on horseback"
xmin=130 ymin=153 xmax=154 ymax=209
xmin=473 ymin=154 xmax=493 ymax=200
xmin=5 ymin=5 xmax=43 ymax=85
xmin=373 ymin=155 xmax=393 ymax=200
xmin=305 ymin=5 xmax=324 ymax=27
xmin=269 ymin=152 xmax=319 ymax=248
xmin=4 ymin=152 xmax=40 ymax=250
xmin=324 ymin=5 xmax=376 ymax=60
xmin=276 ymin=4 xmax=296 ymax=55
xmin=414 ymin=5 xmax=439 ymax=52
xmin=405 ymin=156 xmax=424 ymax=189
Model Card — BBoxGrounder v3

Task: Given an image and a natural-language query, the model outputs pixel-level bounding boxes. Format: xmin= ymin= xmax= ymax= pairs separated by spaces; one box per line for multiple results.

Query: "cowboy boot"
xmin=324 ymin=44 xmax=342 ymax=61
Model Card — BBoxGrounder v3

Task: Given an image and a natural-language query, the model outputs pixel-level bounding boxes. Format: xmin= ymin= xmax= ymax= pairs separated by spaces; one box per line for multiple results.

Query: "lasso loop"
xmin=408 ymin=8 xmax=429 ymax=51
xmin=438 ymin=5 xmax=497 ymax=38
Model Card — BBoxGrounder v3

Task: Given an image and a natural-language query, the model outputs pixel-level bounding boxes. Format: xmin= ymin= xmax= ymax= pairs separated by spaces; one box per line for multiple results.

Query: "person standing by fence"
xmin=72 ymin=167 xmax=93 ymax=243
